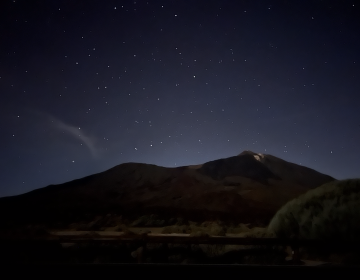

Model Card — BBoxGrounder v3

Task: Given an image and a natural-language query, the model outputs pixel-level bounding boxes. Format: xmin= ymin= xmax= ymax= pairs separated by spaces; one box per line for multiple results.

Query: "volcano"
xmin=0 ymin=151 xmax=335 ymax=229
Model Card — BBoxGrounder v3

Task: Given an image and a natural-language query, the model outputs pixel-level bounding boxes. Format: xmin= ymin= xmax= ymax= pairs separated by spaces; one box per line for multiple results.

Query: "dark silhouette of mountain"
xmin=0 ymin=151 xmax=335 ymax=229
xmin=238 ymin=151 xmax=335 ymax=188
xmin=197 ymin=153 xmax=280 ymax=184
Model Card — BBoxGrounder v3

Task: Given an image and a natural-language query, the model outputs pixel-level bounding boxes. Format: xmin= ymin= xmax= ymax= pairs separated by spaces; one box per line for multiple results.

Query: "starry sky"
xmin=1 ymin=0 xmax=359 ymax=197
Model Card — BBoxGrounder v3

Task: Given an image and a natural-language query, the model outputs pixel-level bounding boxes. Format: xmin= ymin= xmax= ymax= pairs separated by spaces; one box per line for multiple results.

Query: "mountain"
xmin=0 ymin=151 xmax=335 ymax=229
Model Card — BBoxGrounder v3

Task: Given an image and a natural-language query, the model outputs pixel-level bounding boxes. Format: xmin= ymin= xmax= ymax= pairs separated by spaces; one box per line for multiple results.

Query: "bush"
xmin=267 ymin=179 xmax=360 ymax=241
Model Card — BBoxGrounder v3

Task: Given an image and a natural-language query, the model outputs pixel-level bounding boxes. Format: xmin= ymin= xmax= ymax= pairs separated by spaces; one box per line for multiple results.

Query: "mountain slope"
xmin=238 ymin=151 xmax=334 ymax=188
xmin=0 ymin=151 xmax=335 ymax=228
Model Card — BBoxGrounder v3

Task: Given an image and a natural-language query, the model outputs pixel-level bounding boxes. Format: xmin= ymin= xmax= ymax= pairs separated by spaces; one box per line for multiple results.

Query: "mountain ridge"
xmin=0 ymin=151 xmax=335 ymax=228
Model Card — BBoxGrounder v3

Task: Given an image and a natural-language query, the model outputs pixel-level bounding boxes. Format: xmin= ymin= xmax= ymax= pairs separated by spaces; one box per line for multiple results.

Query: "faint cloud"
xmin=51 ymin=118 xmax=100 ymax=158
xmin=28 ymin=109 xmax=101 ymax=158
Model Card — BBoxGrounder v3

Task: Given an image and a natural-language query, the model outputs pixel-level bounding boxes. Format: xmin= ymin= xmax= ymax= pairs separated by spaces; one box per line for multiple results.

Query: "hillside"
xmin=0 ymin=151 xmax=335 ymax=229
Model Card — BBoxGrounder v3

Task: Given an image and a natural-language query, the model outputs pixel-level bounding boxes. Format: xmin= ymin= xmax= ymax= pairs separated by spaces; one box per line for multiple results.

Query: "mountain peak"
xmin=237 ymin=150 xmax=265 ymax=161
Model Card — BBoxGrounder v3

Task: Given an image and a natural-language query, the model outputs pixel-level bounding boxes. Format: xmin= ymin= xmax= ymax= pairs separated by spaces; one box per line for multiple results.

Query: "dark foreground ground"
xmin=2 ymin=240 xmax=360 ymax=265
xmin=3 ymin=263 xmax=359 ymax=279
xmin=1 ymin=238 xmax=359 ymax=278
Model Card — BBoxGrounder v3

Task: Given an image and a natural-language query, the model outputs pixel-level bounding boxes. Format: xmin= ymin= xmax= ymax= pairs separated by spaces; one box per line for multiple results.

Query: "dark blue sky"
xmin=1 ymin=0 xmax=359 ymax=197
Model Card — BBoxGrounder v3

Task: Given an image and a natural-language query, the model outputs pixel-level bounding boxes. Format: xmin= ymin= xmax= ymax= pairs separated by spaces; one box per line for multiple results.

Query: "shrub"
xmin=267 ymin=179 xmax=360 ymax=241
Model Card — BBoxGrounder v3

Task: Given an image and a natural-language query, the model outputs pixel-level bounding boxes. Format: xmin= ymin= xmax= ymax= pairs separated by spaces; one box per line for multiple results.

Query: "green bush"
xmin=267 ymin=179 xmax=360 ymax=241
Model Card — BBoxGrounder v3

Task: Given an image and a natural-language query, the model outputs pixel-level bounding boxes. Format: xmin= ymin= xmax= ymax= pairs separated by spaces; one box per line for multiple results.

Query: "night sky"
xmin=1 ymin=0 xmax=359 ymax=197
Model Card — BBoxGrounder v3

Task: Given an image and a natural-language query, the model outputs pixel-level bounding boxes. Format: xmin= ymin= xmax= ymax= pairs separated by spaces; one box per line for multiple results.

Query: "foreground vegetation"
xmin=268 ymin=179 xmax=360 ymax=240
xmin=267 ymin=179 xmax=360 ymax=264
